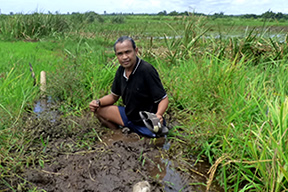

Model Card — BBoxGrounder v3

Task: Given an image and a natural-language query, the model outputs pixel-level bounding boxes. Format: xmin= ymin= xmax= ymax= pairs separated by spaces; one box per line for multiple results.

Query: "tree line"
xmin=5 ymin=10 xmax=288 ymax=21
xmin=157 ymin=10 xmax=288 ymax=20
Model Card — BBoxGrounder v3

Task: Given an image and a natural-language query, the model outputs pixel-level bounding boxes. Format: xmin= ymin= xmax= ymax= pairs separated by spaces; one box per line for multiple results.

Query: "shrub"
xmin=111 ymin=15 xmax=125 ymax=24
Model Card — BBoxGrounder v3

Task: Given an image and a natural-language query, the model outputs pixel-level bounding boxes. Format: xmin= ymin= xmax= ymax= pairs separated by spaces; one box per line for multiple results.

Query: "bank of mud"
xmin=1 ymin=107 xmax=223 ymax=192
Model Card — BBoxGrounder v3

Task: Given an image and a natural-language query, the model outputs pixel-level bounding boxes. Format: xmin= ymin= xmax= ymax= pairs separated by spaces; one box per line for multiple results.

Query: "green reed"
xmin=151 ymin=15 xmax=288 ymax=191
xmin=46 ymin=37 xmax=116 ymax=114
xmin=1 ymin=14 xmax=288 ymax=191
xmin=159 ymin=53 xmax=287 ymax=191
xmin=0 ymin=13 xmax=71 ymax=40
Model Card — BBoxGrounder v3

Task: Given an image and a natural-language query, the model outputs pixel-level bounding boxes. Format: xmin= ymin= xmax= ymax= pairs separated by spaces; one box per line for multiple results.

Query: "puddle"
xmin=33 ymin=96 xmax=59 ymax=122
xmin=163 ymin=160 xmax=187 ymax=191
xmin=101 ymin=128 xmax=222 ymax=191
xmin=101 ymin=129 xmax=142 ymax=145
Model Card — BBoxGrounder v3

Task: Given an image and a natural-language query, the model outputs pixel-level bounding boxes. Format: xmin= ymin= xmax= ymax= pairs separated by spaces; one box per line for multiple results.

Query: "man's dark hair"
xmin=114 ymin=36 xmax=136 ymax=52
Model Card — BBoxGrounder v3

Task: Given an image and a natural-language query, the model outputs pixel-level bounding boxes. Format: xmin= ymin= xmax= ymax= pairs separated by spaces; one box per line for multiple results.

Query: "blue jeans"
xmin=118 ymin=106 xmax=157 ymax=138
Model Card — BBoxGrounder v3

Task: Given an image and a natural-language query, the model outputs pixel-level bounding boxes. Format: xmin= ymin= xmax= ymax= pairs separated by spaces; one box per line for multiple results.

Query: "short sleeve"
xmin=145 ymin=65 xmax=166 ymax=103
xmin=111 ymin=67 xmax=122 ymax=96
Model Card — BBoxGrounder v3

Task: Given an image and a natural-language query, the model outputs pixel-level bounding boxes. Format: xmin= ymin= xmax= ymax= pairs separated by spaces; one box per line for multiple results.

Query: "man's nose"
xmin=122 ymin=53 xmax=128 ymax=59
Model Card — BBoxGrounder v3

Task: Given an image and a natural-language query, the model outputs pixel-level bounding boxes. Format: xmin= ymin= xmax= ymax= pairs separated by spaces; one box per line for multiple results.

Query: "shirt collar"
xmin=123 ymin=57 xmax=141 ymax=80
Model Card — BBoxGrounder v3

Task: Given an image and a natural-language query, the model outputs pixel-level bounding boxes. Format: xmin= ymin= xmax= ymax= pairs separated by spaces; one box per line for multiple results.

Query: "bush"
xmin=111 ymin=15 xmax=125 ymax=24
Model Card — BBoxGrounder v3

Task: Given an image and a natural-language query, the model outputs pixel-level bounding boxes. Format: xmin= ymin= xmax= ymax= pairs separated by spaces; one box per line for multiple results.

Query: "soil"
xmin=1 ymin=101 xmax=223 ymax=192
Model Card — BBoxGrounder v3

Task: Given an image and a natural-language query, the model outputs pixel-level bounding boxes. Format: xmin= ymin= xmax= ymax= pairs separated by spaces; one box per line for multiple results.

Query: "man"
xmin=89 ymin=36 xmax=168 ymax=137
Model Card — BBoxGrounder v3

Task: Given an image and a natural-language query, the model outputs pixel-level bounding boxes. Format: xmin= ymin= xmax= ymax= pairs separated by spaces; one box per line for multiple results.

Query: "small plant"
xmin=40 ymin=135 xmax=49 ymax=153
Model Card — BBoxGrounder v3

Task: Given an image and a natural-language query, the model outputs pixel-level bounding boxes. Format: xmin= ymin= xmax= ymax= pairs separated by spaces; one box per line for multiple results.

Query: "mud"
xmin=1 ymin=100 xmax=223 ymax=192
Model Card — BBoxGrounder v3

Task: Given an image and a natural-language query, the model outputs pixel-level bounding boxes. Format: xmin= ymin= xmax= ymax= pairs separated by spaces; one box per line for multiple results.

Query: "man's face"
xmin=115 ymin=40 xmax=138 ymax=70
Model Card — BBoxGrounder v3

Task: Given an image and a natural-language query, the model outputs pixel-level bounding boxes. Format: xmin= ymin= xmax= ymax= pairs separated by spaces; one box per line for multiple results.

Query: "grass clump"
xmin=0 ymin=13 xmax=70 ymax=40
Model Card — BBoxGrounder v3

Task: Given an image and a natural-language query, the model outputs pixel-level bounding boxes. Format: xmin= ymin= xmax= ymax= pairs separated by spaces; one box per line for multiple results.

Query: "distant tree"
xmin=261 ymin=11 xmax=276 ymax=19
xmin=275 ymin=12 xmax=284 ymax=20
xmin=242 ymin=14 xmax=258 ymax=19
xmin=157 ymin=10 xmax=167 ymax=15
xmin=182 ymin=11 xmax=189 ymax=16
xmin=10 ymin=12 xmax=13 ymax=15
xmin=212 ymin=12 xmax=225 ymax=19
xmin=168 ymin=11 xmax=179 ymax=16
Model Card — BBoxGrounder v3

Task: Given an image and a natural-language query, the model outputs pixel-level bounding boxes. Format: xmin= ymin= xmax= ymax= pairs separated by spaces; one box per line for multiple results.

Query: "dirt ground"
xmin=23 ymin=132 xmax=202 ymax=192
xmin=1 ymin=103 xmax=223 ymax=192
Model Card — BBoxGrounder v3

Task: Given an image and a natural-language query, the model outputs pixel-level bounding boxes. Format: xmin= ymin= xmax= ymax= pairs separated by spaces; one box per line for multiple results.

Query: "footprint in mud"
xmin=26 ymin=171 xmax=52 ymax=185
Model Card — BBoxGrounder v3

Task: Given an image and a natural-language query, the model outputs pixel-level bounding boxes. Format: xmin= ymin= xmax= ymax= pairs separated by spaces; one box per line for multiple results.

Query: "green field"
xmin=1 ymin=13 xmax=288 ymax=191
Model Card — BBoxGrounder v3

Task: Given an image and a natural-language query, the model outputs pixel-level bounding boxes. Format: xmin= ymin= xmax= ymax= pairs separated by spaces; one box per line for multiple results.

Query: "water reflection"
xmin=33 ymin=96 xmax=58 ymax=122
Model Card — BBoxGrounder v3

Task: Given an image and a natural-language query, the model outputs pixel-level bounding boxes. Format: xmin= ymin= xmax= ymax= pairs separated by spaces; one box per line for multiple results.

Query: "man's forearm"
xmin=156 ymin=96 xmax=169 ymax=117
xmin=98 ymin=93 xmax=119 ymax=106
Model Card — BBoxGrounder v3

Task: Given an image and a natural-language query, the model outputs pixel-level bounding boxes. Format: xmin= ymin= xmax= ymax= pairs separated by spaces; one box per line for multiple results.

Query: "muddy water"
xmin=33 ymin=97 xmax=59 ymax=122
xmin=101 ymin=129 xmax=223 ymax=192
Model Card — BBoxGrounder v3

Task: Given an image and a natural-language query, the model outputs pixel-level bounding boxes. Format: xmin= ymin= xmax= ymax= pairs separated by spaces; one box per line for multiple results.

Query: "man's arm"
xmin=98 ymin=93 xmax=119 ymax=106
xmin=89 ymin=93 xmax=119 ymax=112
xmin=156 ymin=96 xmax=169 ymax=123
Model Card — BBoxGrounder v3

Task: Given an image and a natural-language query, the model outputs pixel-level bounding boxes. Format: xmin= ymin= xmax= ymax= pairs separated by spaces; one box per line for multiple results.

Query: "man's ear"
xmin=135 ymin=47 xmax=138 ymax=54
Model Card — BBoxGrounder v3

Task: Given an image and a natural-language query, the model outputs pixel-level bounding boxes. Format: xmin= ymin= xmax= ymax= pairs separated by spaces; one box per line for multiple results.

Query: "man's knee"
xmin=94 ymin=107 xmax=105 ymax=119
xmin=94 ymin=106 xmax=123 ymax=125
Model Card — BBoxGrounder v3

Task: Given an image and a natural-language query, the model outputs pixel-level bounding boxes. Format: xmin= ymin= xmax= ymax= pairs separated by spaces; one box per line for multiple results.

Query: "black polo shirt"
xmin=111 ymin=57 xmax=167 ymax=125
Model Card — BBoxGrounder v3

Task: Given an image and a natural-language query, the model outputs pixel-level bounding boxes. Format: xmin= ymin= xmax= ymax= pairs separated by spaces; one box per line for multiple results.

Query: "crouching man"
xmin=89 ymin=36 xmax=169 ymax=137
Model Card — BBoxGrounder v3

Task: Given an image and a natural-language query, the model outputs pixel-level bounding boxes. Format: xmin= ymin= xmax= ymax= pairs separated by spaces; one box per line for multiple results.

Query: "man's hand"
xmin=156 ymin=114 xmax=163 ymax=124
xmin=89 ymin=94 xmax=119 ymax=112
xmin=156 ymin=96 xmax=168 ymax=124
xmin=89 ymin=100 xmax=100 ymax=112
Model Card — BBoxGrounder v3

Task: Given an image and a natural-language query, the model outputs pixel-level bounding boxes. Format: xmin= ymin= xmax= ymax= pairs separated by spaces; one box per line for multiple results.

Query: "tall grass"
xmin=0 ymin=13 xmax=71 ymax=40
xmin=46 ymin=37 xmax=116 ymax=113
xmin=155 ymin=16 xmax=288 ymax=191
xmin=1 ymin=14 xmax=288 ymax=191
xmin=160 ymin=53 xmax=288 ymax=191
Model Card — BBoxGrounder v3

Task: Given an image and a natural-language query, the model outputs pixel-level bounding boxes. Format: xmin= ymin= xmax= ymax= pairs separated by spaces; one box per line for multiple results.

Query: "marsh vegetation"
xmin=0 ymin=12 xmax=288 ymax=191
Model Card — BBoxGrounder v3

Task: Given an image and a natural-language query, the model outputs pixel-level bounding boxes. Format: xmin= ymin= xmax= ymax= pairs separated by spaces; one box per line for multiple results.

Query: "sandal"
xmin=139 ymin=111 xmax=169 ymax=135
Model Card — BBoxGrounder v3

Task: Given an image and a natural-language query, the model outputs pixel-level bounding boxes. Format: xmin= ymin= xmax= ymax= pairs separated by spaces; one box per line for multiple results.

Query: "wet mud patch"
xmin=1 ymin=101 xmax=223 ymax=192
xmin=21 ymin=129 xmax=222 ymax=192
xmin=28 ymin=134 xmax=165 ymax=192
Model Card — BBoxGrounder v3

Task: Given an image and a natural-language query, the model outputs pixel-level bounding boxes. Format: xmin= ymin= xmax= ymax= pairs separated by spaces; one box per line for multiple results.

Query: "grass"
xmin=151 ymin=16 xmax=288 ymax=191
xmin=0 ymin=13 xmax=288 ymax=191
xmin=0 ymin=41 xmax=64 ymax=123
